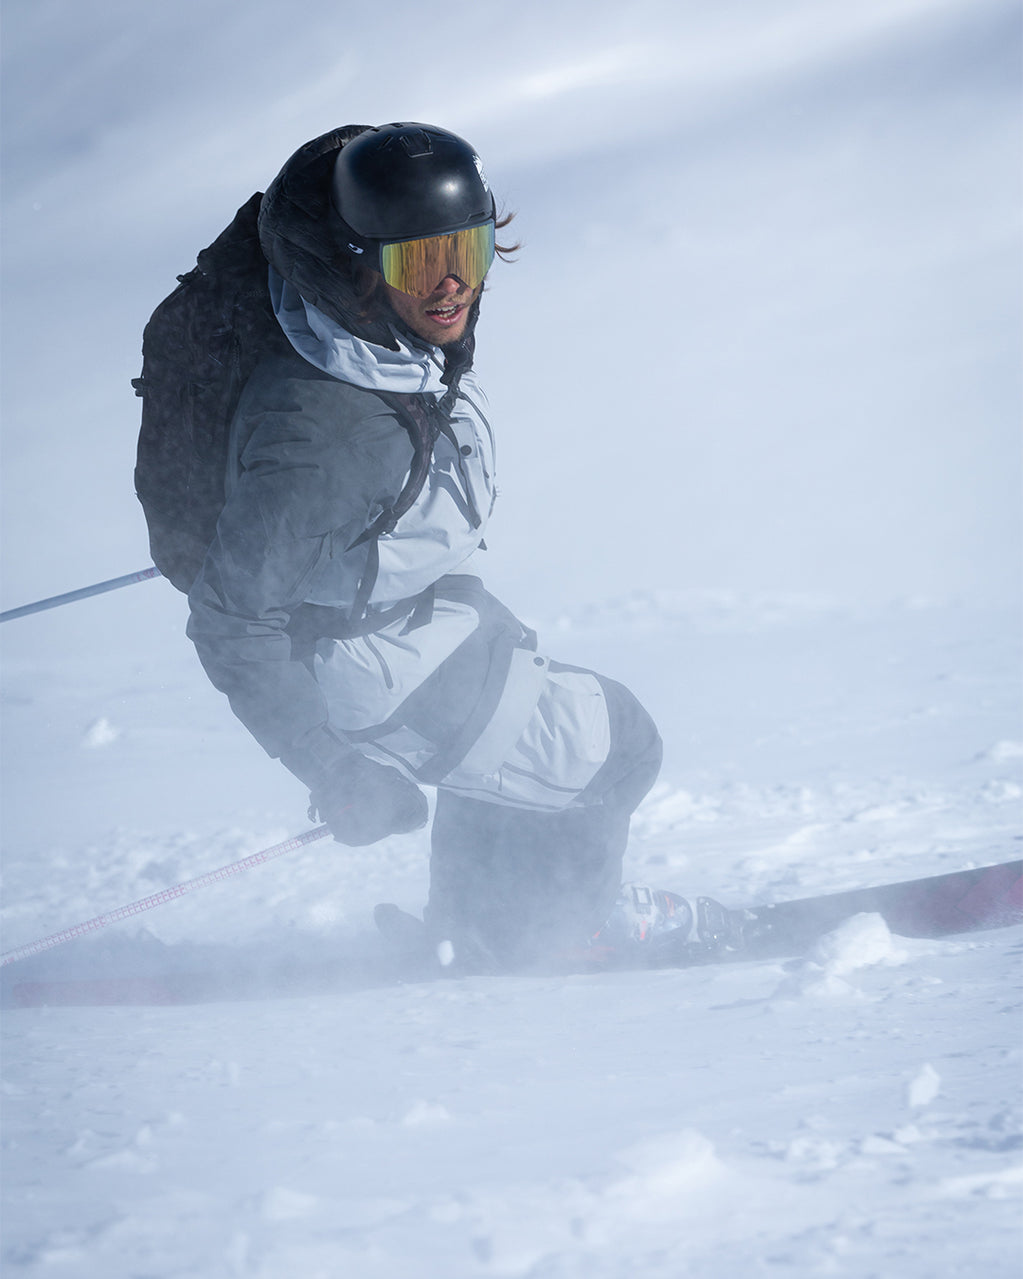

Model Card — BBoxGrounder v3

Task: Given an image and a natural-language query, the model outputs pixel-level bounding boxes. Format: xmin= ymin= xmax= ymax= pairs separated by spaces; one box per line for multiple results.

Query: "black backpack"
xmin=133 ymin=194 xmax=441 ymax=595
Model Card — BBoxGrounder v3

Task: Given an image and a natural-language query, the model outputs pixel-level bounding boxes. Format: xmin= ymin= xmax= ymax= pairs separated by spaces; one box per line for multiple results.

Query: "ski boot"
xmin=588 ymin=883 xmax=745 ymax=968
xmin=373 ymin=904 xmax=502 ymax=979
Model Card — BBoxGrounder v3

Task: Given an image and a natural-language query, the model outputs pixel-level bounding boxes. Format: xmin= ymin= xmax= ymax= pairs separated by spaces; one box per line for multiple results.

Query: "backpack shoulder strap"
xmin=343 ymin=391 xmax=446 ymax=621
xmin=348 ymin=391 xmax=442 ymax=549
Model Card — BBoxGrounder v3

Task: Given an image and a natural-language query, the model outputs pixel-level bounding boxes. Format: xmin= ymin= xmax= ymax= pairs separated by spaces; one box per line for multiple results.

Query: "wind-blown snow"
xmin=3 ymin=592 xmax=1020 ymax=1277
xmin=2 ymin=2 xmax=1021 ymax=1276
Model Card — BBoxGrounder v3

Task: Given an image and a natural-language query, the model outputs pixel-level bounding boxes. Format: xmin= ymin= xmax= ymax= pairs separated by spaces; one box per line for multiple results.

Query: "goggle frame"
xmin=343 ymin=219 xmax=496 ymax=298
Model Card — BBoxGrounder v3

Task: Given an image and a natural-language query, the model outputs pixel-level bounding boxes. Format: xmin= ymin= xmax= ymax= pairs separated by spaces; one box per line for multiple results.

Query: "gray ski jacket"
xmin=186 ymin=272 xmax=499 ymax=778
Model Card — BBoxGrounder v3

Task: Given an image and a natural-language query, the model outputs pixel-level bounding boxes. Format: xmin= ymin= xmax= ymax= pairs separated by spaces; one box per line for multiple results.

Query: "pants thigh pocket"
xmin=443 ymin=667 xmax=612 ymax=810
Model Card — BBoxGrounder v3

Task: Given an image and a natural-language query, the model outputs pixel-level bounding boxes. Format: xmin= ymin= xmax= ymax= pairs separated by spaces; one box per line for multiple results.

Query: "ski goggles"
xmin=379 ymin=221 xmax=495 ymax=297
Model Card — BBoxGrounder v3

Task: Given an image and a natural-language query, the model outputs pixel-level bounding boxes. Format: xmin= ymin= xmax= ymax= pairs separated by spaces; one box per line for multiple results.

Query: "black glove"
xmin=310 ymin=752 xmax=428 ymax=846
xmin=281 ymin=725 xmax=428 ymax=846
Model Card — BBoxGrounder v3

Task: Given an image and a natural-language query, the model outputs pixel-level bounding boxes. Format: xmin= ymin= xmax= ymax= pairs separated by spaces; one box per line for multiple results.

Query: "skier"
xmin=185 ymin=123 xmax=664 ymax=970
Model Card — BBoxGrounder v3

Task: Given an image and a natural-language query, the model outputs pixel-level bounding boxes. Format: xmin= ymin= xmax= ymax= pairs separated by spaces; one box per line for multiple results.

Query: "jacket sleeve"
xmin=186 ymin=368 xmax=414 ymax=772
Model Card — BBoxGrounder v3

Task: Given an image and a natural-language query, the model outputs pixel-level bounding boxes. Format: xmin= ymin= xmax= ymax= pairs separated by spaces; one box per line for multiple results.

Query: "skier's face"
xmin=383 ymin=274 xmax=479 ymax=346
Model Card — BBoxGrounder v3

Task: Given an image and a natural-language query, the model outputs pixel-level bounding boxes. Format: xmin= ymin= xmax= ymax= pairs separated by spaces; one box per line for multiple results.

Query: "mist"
xmin=2 ymin=4 xmax=1021 ymax=1276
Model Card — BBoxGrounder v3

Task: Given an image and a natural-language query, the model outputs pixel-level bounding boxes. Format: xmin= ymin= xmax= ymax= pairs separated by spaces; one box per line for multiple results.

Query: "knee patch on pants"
xmin=575 ymin=672 xmax=663 ymax=812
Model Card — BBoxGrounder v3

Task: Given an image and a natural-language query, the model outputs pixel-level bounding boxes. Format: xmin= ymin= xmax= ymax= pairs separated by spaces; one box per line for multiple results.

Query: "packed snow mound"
xmin=608 ymin=1129 xmax=725 ymax=1206
xmin=806 ymin=912 xmax=909 ymax=975
xmin=907 ymin=1063 xmax=942 ymax=1109
xmin=81 ymin=717 xmax=121 ymax=749
xmin=773 ymin=912 xmax=909 ymax=999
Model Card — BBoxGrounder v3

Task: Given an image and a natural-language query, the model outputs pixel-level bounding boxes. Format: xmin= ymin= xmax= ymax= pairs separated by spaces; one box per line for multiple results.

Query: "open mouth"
xmin=424 ymin=302 xmax=467 ymax=326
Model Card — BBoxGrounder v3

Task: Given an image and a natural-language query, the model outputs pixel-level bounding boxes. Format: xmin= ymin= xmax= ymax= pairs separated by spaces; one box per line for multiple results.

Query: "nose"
xmin=430 ymin=274 xmax=468 ymax=297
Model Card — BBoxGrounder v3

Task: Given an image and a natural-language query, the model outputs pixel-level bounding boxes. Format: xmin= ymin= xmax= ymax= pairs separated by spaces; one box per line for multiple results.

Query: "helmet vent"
xmin=400 ymin=129 xmax=434 ymax=158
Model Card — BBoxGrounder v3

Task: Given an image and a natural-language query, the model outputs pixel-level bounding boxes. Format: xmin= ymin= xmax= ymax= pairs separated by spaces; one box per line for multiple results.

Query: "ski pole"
xmin=1 ymin=824 xmax=331 ymax=966
xmin=0 ymin=566 xmax=163 ymax=623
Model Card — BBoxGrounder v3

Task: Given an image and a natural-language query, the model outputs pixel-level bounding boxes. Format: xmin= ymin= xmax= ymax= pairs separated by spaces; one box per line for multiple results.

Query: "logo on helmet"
xmin=472 ymin=153 xmax=489 ymax=193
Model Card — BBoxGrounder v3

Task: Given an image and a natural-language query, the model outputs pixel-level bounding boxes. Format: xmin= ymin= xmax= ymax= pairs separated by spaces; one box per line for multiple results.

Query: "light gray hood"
xmin=268 ymin=266 xmax=447 ymax=395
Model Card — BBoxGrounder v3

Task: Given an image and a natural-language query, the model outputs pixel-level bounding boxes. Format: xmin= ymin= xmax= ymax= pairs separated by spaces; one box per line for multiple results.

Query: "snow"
xmin=2 ymin=2 xmax=1022 ymax=1277
xmin=771 ymin=912 xmax=909 ymax=1000
xmin=3 ymin=931 xmax=1022 ymax=1276
xmin=3 ymin=595 xmax=1020 ymax=1278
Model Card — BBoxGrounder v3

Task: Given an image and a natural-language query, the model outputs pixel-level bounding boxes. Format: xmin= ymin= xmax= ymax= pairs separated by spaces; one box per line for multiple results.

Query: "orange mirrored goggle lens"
xmin=380 ymin=222 xmax=496 ymax=297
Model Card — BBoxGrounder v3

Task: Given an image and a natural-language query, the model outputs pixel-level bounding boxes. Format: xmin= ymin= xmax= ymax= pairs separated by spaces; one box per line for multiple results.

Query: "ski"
xmin=3 ymin=859 xmax=1020 ymax=1006
xmin=642 ymin=857 xmax=1023 ymax=967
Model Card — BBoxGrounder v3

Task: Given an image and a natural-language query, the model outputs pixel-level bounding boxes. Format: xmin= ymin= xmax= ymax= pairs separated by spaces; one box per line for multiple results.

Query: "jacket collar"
xmin=269 ymin=267 xmax=449 ymax=394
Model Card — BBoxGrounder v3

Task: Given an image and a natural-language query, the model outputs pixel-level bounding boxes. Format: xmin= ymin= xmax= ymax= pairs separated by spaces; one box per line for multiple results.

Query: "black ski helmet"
xmin=331 ymin=122 xmax=495 ymax=245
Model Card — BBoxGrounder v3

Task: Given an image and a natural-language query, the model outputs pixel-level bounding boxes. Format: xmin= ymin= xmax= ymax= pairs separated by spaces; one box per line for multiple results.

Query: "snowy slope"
xmin=4 ymin=934 xmax=1021 ymax=1279
xmin=3 ymin=593 xmax=1021 ymax=1278
xmin=2 ymin=1 xmax=1022 ymax=1276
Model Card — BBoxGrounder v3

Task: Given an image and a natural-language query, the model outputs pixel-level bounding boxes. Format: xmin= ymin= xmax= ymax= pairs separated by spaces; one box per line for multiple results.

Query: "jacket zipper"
xmin=363 ymin=634 xmax=395 ymax=690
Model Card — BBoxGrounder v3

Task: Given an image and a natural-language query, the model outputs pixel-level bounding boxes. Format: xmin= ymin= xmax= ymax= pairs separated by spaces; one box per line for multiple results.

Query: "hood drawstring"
xmin=438 ymin=327 xmax=475 ymax=417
